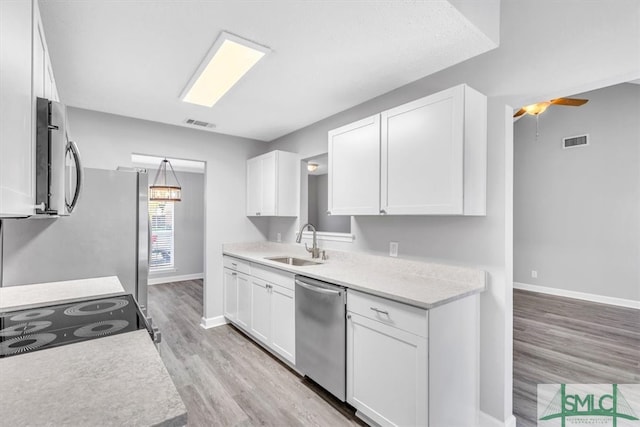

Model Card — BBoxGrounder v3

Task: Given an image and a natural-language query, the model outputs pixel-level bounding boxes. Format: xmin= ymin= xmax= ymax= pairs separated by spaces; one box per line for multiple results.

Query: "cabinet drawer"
xmin=347 ymin=290 xmax=427 ymax=338
xmin=223 ymin=256 xmax=251 ymax=275
xmin=251 ymin=263 xmax=295 ymax=290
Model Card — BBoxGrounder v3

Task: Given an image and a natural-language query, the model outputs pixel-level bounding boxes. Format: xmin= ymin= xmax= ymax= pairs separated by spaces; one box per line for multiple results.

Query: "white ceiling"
xmin=39 ymin=1 xmax=498 ymax=142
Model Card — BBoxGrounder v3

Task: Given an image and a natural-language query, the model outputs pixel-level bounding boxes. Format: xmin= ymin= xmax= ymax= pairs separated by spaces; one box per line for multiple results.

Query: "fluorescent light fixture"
xmin=181 ymin=31 xmax=270 ymax=107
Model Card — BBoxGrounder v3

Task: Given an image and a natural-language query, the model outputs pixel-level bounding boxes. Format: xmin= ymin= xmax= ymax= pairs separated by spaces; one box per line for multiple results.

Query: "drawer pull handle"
xmin=231 ymin=272 xmax=237 ymax=276
xmin=370 ymin=307 xmax=389 ymax=316
xmin=231 ymin=263 xmax=237 ymax=267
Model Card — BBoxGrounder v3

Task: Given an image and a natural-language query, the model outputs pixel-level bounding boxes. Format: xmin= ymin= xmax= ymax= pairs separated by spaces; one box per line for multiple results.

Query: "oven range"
xmin=0 ymin=294 xmax=157 ymax=358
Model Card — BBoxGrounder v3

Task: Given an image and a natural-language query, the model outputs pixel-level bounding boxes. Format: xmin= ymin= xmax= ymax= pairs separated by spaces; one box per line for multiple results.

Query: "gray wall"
xmin=514 ymin=83 xmax=640 ymax=301
xmin=308 ymin=174 xmax=350 ymax=233
xmin=150 ymin=171 xmax=205 ymax=280
xmin=307 ymin=175 xmax=319 ymax=227
xmin=64 ymin=108 xmax=269 ymax=320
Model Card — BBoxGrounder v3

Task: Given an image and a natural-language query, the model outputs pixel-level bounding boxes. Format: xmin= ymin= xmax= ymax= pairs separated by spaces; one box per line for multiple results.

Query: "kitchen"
xmin=1 ymin=1 xmax=639 ymax=427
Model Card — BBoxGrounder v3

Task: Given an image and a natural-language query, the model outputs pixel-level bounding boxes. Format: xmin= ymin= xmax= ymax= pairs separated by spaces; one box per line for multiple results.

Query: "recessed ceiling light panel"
xmin=180 ymin=31 xmax=270 ymax=107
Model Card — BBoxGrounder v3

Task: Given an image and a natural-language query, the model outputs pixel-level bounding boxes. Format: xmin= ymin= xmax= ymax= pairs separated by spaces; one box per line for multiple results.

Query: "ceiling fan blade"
xmin=513 ymin=108 xmax=526 ymax=117
xmin=550 ymin=98 xmax=589 ymax=106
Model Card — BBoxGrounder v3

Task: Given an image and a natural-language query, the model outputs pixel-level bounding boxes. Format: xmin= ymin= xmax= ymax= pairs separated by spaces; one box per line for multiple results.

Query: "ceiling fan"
xmin=513 ymin=98 xmax=588 ymax=117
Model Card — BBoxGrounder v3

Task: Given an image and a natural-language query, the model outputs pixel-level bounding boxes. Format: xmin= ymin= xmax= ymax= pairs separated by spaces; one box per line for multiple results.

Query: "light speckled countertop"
xmin=223 ymin=242 xmax=486 ymax=309
xmin=0 ymin=276 xmax=126 ymax=311
xmin=0 ymin=330 xmax=187 ymax=427
xmin=0 ymin=276 xmax=187 ymax=426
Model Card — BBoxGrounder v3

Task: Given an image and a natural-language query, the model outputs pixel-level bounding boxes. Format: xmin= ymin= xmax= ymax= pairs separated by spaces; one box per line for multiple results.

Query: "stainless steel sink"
xmin=265 ymin=256 xmax=322 ymax=266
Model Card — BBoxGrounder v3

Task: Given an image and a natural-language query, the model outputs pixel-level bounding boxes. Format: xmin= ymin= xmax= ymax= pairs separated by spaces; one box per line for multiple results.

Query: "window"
xmin=149 ymin=201 xmax=174 ymax=271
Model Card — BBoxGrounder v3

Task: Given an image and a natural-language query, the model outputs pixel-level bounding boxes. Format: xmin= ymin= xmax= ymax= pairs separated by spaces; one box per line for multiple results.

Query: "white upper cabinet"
xmin=1 ymin=0 xmax=59 ymax=217
xmin=33 ymin=3 xmax=59 ymax=102
xmin=328 ymin=84 xmax=487 ymax=216
xmin=328 ymin=115 xmax=381 ymax=215
xmin=246 ymin=150 xmax=298 ymax=217
xmin=0 ymin=0 xmax=35 ymax=217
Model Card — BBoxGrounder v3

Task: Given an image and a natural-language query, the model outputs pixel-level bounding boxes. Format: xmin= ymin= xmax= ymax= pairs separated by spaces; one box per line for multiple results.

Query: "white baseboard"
xmin=148 ymin=273 xmax=204 ymax=285
xmin=478 ymin=411 xmax=517 ymax=427
xmin=514 ymin=282 xmax=640 ymax=309
xmin=200 ymin=315 xmax=227 ymax=329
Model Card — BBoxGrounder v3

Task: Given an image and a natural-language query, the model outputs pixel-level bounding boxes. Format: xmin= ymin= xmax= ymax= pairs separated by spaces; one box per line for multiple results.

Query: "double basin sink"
xmin=265 ymin=256 xmax=322 ymax=267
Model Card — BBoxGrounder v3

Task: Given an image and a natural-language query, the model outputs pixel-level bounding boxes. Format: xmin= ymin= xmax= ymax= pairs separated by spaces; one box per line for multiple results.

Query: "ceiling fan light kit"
xmin=514 ymin=97 xmax=589 ymax=118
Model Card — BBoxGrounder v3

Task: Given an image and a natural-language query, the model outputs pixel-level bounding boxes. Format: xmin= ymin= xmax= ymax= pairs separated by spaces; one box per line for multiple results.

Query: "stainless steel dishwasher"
xmin=295 ymin=275 xmax=347 ymax=401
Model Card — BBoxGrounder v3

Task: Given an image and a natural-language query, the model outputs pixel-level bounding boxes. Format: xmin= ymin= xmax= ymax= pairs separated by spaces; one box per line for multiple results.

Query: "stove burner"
xmin=10 ymin=309 xmax=55 ymax=322
xmin=0 ymin=321 xmax=52 ymax=337
xmin=73 ymin=320 xmax=129 ymax=338
xmin=64 ymin=298 xmax=129 ymax=316
xmin=0 ymin=333 xmax=57 ymax=356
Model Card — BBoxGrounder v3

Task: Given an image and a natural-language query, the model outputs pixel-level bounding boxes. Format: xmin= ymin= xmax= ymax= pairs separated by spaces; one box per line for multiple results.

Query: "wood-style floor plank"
xmin=513 ymin=289 xmax=640 ymax=427
xmin=148 ymin=280 xmax=364 ymax=427
xmin=151 ymin=281 xmax=639 ymax=427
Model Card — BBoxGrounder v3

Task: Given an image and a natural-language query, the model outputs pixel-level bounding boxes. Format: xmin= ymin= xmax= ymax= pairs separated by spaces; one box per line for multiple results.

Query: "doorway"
xmin=511 ymin=82 xmax=640 ymax=425
xmin=132 ymin=154 xmax=207 ymax=315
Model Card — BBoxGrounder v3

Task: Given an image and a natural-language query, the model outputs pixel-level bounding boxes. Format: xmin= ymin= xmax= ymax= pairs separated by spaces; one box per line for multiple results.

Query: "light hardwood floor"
xmin=148 ymin=279 xmax=364 ymax=427
xmin=513 ymin=289 xmax=640 ymax=427
xmin=150 ymin=281 xmax=639 ymax=427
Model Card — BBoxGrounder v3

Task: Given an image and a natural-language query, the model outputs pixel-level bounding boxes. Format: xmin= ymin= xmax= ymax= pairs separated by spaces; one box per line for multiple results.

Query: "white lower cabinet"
xmin=236 ymin=273 xmax=251 ymax=330
xmin=250 ymin=277 xmax=271 ymax=343
xmin=223 ymin=256 xmax=296 ymax=365
xmin=269 ymin=283 xmax=295 ymax=362
xmin=250 ymin=270 xmax=296 ymax=364
xmin=222 ymin=268 xmax=238 ymax=322
xmin=347 ymin=289 xmax=479 ymax=427
xmin=347 ymin=313 xmax=428 ymax=427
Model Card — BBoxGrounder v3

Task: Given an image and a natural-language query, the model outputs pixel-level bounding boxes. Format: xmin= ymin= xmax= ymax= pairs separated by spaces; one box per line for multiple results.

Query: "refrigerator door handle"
xmin=66 ymin=140 xmax=83 ymax=213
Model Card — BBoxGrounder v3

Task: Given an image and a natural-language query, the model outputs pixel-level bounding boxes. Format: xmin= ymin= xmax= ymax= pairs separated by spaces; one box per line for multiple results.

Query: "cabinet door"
xmin=347 ymin=313 xmax=428 ymax=427
xmin=260 ymin=152 xmax=277 ymax=215
xmin=0 ymin=0 xmax=35 ymax=217
xmin=381 ymin=86 xmax=464 ymax=215
xmin=328 ymin=115 xmax=380 ymax=215
xmin=246 ymin=157 xmax=262 ymax=216
xmin=236 ymin=273 xmax=251 ymax=330
xmin=270 ymin=283 xmax=295 ymax=363
xmin=44 ymin=55 xmax=56 ymax=101
xmin=33 ymin=19 xmax=46 ymax=100
xmin=250 ymin=278 xmax=270 ymax=343
xmin=222 ymin=268 xmax=238 ymax=322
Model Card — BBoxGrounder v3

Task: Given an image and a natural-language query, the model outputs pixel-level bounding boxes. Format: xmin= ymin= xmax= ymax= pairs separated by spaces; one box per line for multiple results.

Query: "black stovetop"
xmin=0 ymin=294 xmax=151 ymax=358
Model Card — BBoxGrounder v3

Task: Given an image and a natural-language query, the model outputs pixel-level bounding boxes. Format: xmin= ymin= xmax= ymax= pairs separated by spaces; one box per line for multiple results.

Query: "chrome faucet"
xmin=296 ymin=223 xmax=320 ymax=259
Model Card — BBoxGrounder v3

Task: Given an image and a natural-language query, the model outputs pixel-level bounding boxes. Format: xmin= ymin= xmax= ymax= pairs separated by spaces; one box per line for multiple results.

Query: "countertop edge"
xmin=0 ymin=290 xmax=127 ymax=312
xmin=223 ymin=249 xmax=486 ymax=310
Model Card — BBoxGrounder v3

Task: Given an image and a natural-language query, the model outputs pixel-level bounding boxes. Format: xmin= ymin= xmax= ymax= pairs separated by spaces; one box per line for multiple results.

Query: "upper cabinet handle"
xmin=256 ymin=212 xmax=261 ymax=216
xmin=379 ymin=209 xmax=387 ymax=214
xmin=326 ymin=210 xmax=331 ymax=215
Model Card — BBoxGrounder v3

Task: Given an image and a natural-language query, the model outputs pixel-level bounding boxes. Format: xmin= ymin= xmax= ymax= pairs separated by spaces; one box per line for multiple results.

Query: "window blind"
xmin=149 ymin=201 xmax=174 ymax=270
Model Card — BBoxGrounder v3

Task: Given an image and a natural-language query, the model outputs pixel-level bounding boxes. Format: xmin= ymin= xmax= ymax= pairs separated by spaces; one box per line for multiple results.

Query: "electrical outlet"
xmin=531 ymin=270 xmax=538 ymax=279
xmin=276 ymin=232 xmax=282 ymax=243
xmin=389 ymin=241 xmax=399 ymax=257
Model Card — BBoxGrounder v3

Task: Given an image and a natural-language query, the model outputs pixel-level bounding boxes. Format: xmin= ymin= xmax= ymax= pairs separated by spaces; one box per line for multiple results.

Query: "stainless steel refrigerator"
xmin=0 ymin=168 xmax=149 ymax=310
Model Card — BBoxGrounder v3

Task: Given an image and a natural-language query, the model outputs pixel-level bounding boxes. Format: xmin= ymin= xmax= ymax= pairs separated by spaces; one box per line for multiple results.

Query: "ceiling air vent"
xmin=562 ymin=134 xmax=589 ymax=149
xmin=183 ymin=118 xmax=216 ymax=129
